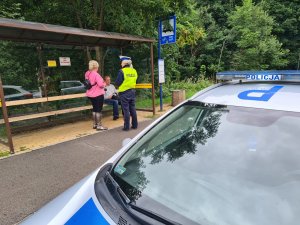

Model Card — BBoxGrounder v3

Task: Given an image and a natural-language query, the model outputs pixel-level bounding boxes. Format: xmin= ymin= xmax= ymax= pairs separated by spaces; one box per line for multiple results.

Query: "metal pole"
xmin=150 ymin=43 xmax=156 ymax=115
xmin=0 ymin=77 xmax=14 ymax=154
xmin=297 ymin=52 xmax=300 ymax=71
xmin=158 ymin=20 xmax=163 ymax=111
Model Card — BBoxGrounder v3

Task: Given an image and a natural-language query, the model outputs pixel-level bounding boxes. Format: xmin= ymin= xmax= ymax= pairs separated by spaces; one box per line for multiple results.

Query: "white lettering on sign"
xmin=245 ymin=74 xmax=282 ymax=81
xmin=59 ymin=57 xmax=71 ymax=66
xmin=158 ymin=59 xmax=165 ymax=83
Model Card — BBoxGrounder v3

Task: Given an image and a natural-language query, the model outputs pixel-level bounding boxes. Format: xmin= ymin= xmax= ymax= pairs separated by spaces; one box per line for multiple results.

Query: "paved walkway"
xmin=0 ymin=120 xmax=152 ymax=225
xmin=0 ymin=105 xmax=172 ymax=155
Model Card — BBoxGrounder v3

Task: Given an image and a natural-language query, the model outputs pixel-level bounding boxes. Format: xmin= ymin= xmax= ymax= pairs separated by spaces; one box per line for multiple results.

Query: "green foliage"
xmin=136 ymin=79 xmax=213 ymax=109
xmin=0 ymin=151 xmax=10 ymax=158
xmin=0 ymin=42 xmax=39 ymax=88
xmin=228 ymin=0 xmax=288 ymax=70
xmin=162 ymin=79 xmax=213 ymax=98
xmin=162 ymin=2 xmax=207 ymax=82
xmin=0 ymin=0 xmax=298 ymax=92
xmin=177 ymin=22 xmax=205 ymax=49
xmin=0 ymin=1 xmax=23 ymax=19
xmin=263 ymin=0 xmax=300 ymax=69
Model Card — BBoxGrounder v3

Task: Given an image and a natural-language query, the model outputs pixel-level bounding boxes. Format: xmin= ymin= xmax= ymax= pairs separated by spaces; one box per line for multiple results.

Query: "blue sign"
xmin=159 ymin=15 xmax=176 ymax=45
xmin=238 ymin=85 xmax=283 ymax=102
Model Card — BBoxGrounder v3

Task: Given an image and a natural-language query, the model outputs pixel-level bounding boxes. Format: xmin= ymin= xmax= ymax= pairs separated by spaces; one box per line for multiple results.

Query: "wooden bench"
xmin=0 ymin=83 xmax=153 ymax=124
xmin=0 ymin=93 xmax=92 ymax=124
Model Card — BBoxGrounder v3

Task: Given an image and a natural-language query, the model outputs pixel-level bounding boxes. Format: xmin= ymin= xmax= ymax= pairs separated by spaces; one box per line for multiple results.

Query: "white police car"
xmin=21 ymin=71 xmax=300 ymax=225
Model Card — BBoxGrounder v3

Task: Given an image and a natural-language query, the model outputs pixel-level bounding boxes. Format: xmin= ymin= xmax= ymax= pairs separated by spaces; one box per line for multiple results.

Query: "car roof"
xmin=3 ymin=85 xmax=22 ymax=88
xmin=193 ymin=81 xmax=300 ymax=113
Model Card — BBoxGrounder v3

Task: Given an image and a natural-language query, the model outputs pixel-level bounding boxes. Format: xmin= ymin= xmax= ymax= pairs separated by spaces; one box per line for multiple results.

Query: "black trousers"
xmin=89 ymin=95 xmax=104 ymax=113
xmin=119 ymin=89 xmax=138 ymax=129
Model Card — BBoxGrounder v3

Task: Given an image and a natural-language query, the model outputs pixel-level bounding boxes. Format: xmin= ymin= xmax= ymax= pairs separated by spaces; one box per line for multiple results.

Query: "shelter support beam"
xmin=0 ymin=77 xmax=14 ymax=154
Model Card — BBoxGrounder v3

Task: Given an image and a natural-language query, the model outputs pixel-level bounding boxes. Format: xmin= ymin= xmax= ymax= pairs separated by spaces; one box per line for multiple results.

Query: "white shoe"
xmin=96 ymin=125 xmax=108 ymax=131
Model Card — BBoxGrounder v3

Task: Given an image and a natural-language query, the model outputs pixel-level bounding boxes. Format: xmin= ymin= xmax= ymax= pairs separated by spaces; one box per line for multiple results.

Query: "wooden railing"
xmin=0 ymin=93 xmax=88 ymax=124
xmin=0 ymin=83 xmax=153 ymax=124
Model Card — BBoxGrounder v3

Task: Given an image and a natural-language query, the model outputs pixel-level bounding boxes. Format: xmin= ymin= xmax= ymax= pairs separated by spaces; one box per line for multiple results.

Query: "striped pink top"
xmin=85 ymin=70 xmax=105 ymax=97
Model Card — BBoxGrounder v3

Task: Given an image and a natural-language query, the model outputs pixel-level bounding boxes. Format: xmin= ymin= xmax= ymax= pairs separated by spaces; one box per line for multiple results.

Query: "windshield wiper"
xmin=129 ymin=203 xmax=181 ymax=225
xmin=105 ymin=171 xmax=131 ymax=204
xmin=105 ymin=172 xmax=180 ymax=225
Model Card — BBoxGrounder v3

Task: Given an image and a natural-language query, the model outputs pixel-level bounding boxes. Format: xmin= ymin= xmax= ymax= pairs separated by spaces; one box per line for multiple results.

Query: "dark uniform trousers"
xmin=119 ymin=89 xmax=138 ymax=130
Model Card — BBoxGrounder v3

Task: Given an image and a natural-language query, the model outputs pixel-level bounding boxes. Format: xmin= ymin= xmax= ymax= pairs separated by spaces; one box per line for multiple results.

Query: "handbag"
xmin=83 ymin=72 xmax=96 ymax=90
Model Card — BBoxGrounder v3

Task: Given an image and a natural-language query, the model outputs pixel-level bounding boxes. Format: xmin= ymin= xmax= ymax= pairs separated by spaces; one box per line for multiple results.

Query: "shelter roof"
xmin=0 ymin=18 xmax=155 ymax=47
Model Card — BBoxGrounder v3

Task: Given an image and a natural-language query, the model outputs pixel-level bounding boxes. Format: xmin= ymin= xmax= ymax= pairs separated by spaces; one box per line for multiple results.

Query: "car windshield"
xmin=112 ymin=102 xmax=300 ymax=225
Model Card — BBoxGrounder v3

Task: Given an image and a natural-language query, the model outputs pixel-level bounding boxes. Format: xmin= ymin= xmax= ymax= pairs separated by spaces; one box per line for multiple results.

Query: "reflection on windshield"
xmin=145 ymin=111 xmax=222 ymax=165
xmin=117 ymin=157 xmax=149 ymax=202
xmin=113 ymin=102 xmax=300 ymax=225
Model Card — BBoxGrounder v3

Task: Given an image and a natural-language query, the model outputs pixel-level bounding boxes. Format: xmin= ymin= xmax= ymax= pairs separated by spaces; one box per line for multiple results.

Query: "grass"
xmin=19 ymin=146 xmax=30 ymax=152
xmin=0 ymin=151 xmax=10 ymax=158
xmin=136 ymin=80 xmax=213 ymax=109
xmin=0 ymin=126 xmax=7 ymax=140
xmin=136 ymin=96 xmax=171 ymax=109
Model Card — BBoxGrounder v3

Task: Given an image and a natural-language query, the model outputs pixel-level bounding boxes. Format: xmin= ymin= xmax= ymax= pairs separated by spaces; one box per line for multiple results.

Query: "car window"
xmin=140 ymin=106 xmax=201 ymax=155
xmin=4 ymin=88 xmax=20 ymax=95
xmin=61 ymin=82 xmax=81 ymax=88
xmin=112 ymin=102 xmax=300 ymax=225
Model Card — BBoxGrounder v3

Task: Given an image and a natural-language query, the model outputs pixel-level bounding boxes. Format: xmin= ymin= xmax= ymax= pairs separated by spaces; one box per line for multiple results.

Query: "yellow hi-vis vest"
xmin=118 ymin=67 xmax=138 ymax=93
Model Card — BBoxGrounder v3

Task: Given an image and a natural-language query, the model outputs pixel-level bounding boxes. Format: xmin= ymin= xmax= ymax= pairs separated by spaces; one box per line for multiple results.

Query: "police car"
xmin=21 ymin=71 xmax=300 ymax=225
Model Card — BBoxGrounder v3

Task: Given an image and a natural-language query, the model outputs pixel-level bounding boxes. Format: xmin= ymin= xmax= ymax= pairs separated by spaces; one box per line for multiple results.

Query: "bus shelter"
xmin=0 ymin=18 xmax=156 ymax=154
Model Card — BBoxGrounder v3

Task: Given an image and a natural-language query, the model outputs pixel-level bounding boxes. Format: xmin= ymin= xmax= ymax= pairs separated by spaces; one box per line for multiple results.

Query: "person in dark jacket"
xmin=115 ymin=56 xmax=138 ymax=131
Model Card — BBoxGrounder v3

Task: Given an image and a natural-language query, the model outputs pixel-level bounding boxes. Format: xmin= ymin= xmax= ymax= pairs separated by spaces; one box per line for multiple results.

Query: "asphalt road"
xmin=0 ymin=120 xmax=152 ymax=225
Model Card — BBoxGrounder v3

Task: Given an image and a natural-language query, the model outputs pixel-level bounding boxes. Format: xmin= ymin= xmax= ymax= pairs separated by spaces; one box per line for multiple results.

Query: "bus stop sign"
xmin=159 ymin=15 xmax=176 ymax=45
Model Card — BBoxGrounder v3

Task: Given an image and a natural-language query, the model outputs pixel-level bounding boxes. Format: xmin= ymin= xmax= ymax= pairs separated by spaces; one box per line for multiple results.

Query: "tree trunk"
xmin=70 ymin=0 xmax=105 ymax=69
xmin=95 ymin=46 xmax=104 ymax=74
xmin=85 ymin=47 xmax=92 ymax=63
xmin=69 ymin=0 xmax=91 ymax=64
xmin=94 ymin=0 xmax=105 ymax=74
xmin=217 ymin=39 xmax=226 ymax=73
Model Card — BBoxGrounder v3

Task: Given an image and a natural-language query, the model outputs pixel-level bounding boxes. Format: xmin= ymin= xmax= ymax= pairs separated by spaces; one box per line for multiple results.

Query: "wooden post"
xmin=37 ymin=44 xmax=47 ymax=98
xmin=0 ymin=77 xmax=14 ymax=154
xmin=172 ymin=90 xmax=186 ymax=106
xmin=150 ymin=43 xmax=156 ymax=115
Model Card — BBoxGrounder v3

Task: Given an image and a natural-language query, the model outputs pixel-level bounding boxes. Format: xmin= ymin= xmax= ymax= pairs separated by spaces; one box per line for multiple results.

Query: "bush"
xmin=161 ymin=79 xmax=213 ymax=98
xmin=135 ymin=79 xmax=214 ymax=108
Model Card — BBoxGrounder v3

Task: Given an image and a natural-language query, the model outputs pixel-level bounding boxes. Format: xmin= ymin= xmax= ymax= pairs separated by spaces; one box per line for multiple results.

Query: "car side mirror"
xmin=122 ymin=138 xmax=132 ymax=147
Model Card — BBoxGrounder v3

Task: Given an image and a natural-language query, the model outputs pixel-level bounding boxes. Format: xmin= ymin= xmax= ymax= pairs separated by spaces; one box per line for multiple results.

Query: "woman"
xmin=85 ymin=60 xmax=108 ymax=131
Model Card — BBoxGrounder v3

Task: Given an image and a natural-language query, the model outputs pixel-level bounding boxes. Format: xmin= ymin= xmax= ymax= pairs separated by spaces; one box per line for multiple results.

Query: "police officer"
xmin=115 ymin=56 xmax=138 ymax=131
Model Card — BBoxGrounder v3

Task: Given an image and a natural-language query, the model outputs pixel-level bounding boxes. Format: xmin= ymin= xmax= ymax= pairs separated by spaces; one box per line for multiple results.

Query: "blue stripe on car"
xmin=65 ymin=198 xmax=110 ymax=225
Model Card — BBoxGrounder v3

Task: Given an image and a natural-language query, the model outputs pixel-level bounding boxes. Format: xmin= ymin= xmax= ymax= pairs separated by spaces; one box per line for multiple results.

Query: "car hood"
xmin=19 ymin=167 xmax=116 ymax=225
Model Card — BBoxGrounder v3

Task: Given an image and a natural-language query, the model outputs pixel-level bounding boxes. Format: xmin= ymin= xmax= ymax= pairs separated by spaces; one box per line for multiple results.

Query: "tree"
xmin=264 ymin=0 xmax=300 ymax=69
xmin=162 ymin=2 xmax=206 ymax=82
xmin=228 ymin=0 xmax=288 ymax=70
xmin=193 ymin=4 xmax=230 ymax=76
xmin=1 ymin=0 xmax=298 ymax=83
